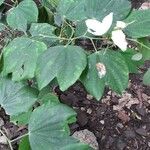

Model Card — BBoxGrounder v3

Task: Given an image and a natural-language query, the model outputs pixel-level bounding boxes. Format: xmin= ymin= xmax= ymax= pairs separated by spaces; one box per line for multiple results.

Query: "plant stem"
xmin=90 ymin=38 xmax=97 ymax=52
xmin=127 ymin=38 xmax=150 ymax=50
xmin=0 ymin=129 xmax=13 ymax=150
xmin=10 ymin=133 xmax=29 ymax=143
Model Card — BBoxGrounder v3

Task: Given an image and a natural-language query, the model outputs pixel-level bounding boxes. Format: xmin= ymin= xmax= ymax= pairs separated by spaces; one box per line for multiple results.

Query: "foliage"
xmin=0 ymin=0 xmax=150 ymax=149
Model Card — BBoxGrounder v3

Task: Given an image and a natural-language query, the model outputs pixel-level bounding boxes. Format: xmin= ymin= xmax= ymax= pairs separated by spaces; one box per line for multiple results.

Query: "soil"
xmin=55 ymin=68 xmax=150 ymax=150
xmin=0 ymin=1 xmax=150 ymax=150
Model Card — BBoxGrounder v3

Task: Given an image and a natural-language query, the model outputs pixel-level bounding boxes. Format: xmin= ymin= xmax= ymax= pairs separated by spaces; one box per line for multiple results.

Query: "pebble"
xmin=0 ymin=136 xmax=7 ymax=145
xmin=72 ymin=129 xmax=98 ymax=150
xmin=100 ymin=120 xmax=105 ymax=125
xmin=136 ymin=128 xmax=147 ymax=136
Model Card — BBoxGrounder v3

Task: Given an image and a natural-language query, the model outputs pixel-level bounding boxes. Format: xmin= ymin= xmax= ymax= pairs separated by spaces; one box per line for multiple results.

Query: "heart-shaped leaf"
xmin=3 ymin=37 xmax=47 ymax=81
xmin=36 ymin=45 xmax=87 ymax=91
xmin=7 ymin=0 xmax=38 ymax=32
xmin=28 ymin=102 xmax=90 ymax=150
xmin=57 ymin=0 xmax=131 ymax=21
xmin=0 ymin=76 xmax=38 ymax=115
xmin=81 ymin=49 xmax=129 ymax=100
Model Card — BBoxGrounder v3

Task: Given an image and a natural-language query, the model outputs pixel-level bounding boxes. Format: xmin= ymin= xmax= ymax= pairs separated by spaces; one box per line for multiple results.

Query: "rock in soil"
xmin=72 ymin=129 xmax=98 ymax=150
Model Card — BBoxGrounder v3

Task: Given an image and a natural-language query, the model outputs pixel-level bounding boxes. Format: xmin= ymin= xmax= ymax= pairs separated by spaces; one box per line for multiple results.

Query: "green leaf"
xmin=124 ymin=9 xmax=150 ymax=38
xmin=143 ymin=68 xmax=150 ymax=86
xmin=36 ymin=45 xmax=87 ymax=91
xmin=7 ymin=0 xmax=38 ymax=32
xmin=42 ymin=0 xmax=60 ymax=9
xmin=138 ymin=38 xmax=150 ymax=60
xmin=0 ymin=76 xmax=38 ymax=115
xmin=57 ymin=0 xmax=131 ymax=21
xmin=120 ymin=49 xmax=143 ymax=73
xmin=3 ymin=37 xmax=47 ymax=81
xmin=0 ymin=0 xmax=4 ymax=6
xmin=28 ymin=102 xmax=90 ymax=150
xmin=29 ymin=23 xmax=57 ymax=46
xmin=19 ymin=136 xmax=31 ymax=150
xmin=81 ymin=50 xmax=129 ymax=100
xmin=10 ymin=110 xmax=32 ymax=125
xmin=81 ymin=53 xmax=105 ymax=100
xmin=40 ymin=93 xmax=60 ymax=105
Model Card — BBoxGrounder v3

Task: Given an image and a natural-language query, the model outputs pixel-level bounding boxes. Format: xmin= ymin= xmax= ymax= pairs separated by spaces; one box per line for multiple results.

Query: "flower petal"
xmin=112 ymin=30 xmax=128 ymax=51
xmin=102 ymin=12 xmax=113 ymax=32
xmin=85 ymin=12 xmax=113 ymax=36
xmin=116 ymin=21 xmax=127 ymax=29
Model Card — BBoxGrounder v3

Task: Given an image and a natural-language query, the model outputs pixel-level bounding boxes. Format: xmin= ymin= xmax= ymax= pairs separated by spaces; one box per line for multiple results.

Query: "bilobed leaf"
xmin=124 ymin=9 xmax=150 ymax=38
xmin=28 ymin=102 xmax=90 ymax=150
xmin=0 ymin=76 xmax=38 ymax=116
xmin=29 ymin=23 xmax=57 ymax=46
xmin=57 ymin=0 xmax=131 ymax=21
xmin=143 ymin=69 xmax=150 ymax=86
xmin=36 ymin=45 xmax=87 ymax=91
xmin=3 ymin=37 xmax=47 ymax=81
xmin=7 ymin=0 xmax=38 ymax=32
xmin=81 ymin=50 xmax=129 ymax=100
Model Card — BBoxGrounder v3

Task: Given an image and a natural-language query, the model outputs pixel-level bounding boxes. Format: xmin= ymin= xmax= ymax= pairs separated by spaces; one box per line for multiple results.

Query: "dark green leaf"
xmin=120 ymin=49 xmax=143 ymax=73
xmin=7 ymin=0 xmax=38 ymax=32
xmin=0 ymin=76 xmax=38 ymax=115
xmin=138 ymin=38 xmax=150 ymax=60
xmin=29 ymin=23 xmax=57 ymax=46
xmin=124 ymin=9 xmax=150 ymax=38
xmin=28 ymin=102 xmax=90 ymax=150
xmin=57 ymin=0 xmax=131 ymax=21
xmin=3 ymin=37 xmax=47 ymax=81
xmin=81 ymin=49 xmax=129 ymax=100
xmin=36 ymin=45 xmax=87 ymax=91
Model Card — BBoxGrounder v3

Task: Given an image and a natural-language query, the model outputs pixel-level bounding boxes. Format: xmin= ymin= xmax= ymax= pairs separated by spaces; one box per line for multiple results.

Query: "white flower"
xmin=85 ymin=12 xmax=113 ymax=36
xmin=111 ymin=30 xmax=128 ymax=51
xmin=115 ymin=21 xmax=127 ymax=29
xmin=111 ymin=21 xmax=128 ymax=51
xmin=85 ymin=14 xmax=128 ymax=51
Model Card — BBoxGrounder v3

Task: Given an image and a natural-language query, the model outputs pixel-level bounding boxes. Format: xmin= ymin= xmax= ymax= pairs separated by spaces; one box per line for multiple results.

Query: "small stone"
xmin=100 ymin=120 xmax=105 ymax=125
xmin=117 ymin=139 xmax=126 ymax=150
xmin=117 ymin=123 xmax=124 ymax=129
xmin=136 ymin=128 xmax=147 ymax=136
xmin=148 ymin=142 xmax=150 ymax=147
xmin=87 ymin=108 xmax=92 ymax=114
xmin=0 ymin=136 xmax=7 ymax=145
xmin=124 ymin=128 xmax=136 ymax=138
xmin=86 ymin=94 xmax=93 ymax=100
xmin=72 ymin=129 xmax=98 ymax=150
